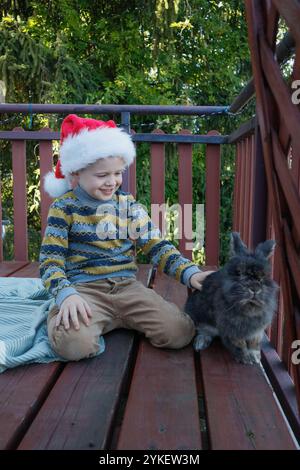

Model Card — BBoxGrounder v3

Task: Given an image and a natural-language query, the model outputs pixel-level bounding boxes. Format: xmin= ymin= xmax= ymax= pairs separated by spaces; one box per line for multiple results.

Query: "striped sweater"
xmin=39 ymin=185 xmax=202 ymax=307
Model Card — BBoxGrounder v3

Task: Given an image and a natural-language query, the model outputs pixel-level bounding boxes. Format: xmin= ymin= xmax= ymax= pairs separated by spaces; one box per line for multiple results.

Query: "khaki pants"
xmin=47 ymin=277 xmax=195 ymax=361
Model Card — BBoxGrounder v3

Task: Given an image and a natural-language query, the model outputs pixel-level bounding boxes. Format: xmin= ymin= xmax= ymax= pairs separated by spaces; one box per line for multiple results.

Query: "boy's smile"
xmin=74 ymin=156 xmax=126 ymax=201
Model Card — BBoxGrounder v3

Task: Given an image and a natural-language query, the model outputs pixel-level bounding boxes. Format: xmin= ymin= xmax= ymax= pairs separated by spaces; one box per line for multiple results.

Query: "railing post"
xmin=205 ymin=131 xmax=221 ymax=267
xmin=150 ymin=129 xmax=165 ymax=235
xmin=0 ymin=180 xmax=3 ymax=261
xmin=250 ymin=118 xmax=268 ymax=248
xmin=39 ymin=128 xmax=54 ymax=238
xmin=121 ymin=112 xmax=131 ymax=193
xmin=178 ymin=129 xmax=193 ymax=260
xmin=12 ymin=128 xmax=28 ymax=261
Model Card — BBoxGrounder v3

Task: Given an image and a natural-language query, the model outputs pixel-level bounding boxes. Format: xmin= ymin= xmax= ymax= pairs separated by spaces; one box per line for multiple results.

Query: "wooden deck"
xmin=0 ymin=262 xmax=297 ymax=450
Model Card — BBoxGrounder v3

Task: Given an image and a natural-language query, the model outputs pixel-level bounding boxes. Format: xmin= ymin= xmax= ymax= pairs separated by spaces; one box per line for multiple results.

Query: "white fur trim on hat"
xmin=60 ymin=126 xmax=136 ymax=176
xmin=43 ymin=172 xmax=72 ymax=198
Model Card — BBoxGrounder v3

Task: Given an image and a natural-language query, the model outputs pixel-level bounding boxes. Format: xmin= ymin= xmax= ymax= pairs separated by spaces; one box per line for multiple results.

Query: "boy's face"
xmin=74 ymin=156 xmax=126 ymax=201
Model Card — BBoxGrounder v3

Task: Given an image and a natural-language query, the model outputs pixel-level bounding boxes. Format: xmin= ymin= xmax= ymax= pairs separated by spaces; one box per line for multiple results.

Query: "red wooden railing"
xmin=232 ymin=116 xmax=300 ymax=439
xmin=247 ymin=0 xmax=300 ymax=433
xmin=232 ymin=123 xmax=257 ymax=248
xmin=227 ymin=0 xmax=300 ymax=441
xmin=0 ymin=128 xmax=222 ymax=268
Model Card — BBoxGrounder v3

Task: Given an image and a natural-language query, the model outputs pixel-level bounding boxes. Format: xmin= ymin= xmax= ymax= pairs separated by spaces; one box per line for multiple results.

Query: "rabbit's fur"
xmin=184 ymin=232 xmax=279 ymax=364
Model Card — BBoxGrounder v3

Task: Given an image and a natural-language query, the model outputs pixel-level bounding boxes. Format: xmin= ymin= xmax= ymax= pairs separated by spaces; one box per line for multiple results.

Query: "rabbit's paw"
xmin=193 ymin=334 xmax=212 ymax=351
xmin=249 ymin=349 xmax=261 ymax=364
xmin=235 ymin=351 xmax=259 ymax=365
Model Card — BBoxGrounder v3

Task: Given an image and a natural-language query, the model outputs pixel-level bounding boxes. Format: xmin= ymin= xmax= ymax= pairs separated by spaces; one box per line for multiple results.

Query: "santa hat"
xmin=44 ymin=114 xmax=136 ymax=198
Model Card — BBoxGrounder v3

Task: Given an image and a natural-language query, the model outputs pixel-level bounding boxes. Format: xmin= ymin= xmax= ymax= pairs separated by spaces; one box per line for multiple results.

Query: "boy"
xmin=40 ymin=114 xmax=213 ymax=361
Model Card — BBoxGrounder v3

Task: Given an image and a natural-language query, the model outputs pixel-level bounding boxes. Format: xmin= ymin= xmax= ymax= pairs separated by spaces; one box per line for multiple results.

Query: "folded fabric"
xmin=0 ymin=277 xmax=105 ymax=373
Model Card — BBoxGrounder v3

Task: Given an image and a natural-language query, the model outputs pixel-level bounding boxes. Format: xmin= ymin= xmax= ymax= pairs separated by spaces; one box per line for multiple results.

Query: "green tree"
xmin=0 ymin=0 xmax=252 ymax=264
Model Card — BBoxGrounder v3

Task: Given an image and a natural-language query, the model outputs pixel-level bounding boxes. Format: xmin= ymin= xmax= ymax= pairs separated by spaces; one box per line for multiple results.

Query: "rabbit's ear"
xmin=255 ymin=240 xmax=276 ymax=260
xmin=229 ymin=232 xmax=249 ymax=256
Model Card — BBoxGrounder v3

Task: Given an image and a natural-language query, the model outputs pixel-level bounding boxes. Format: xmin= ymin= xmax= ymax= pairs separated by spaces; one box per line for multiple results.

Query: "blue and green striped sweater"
xmin=39 ymin=185 xmax=201 ymax=307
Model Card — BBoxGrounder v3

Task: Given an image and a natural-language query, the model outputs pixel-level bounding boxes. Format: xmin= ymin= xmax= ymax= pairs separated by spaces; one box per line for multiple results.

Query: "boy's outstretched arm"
xmin=129 ymin=200 xmax=211 ymax=289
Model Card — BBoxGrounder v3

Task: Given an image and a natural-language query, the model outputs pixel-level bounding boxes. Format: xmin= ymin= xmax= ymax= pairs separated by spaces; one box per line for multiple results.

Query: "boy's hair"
xmin=44 ymin=114 xmax=136 ymax=198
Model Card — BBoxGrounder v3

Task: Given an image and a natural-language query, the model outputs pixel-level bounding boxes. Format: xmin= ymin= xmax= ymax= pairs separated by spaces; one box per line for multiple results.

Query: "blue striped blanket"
xmin=0 ymin=278 xmax=105 ymax=373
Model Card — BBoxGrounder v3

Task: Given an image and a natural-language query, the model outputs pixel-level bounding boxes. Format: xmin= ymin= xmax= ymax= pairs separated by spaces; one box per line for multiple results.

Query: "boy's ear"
xmin=70 ymin=172 xmax=79 ymax=189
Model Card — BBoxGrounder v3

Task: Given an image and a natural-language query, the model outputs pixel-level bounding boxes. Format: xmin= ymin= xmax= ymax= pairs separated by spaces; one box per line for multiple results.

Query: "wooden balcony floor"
xmin=0 ymin=262 xmax=297 ymax=450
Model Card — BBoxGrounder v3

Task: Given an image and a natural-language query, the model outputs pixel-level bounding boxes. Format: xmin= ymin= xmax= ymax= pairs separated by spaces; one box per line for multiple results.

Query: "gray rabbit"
xmin=184 ymin=232 xmax=279 ymax=364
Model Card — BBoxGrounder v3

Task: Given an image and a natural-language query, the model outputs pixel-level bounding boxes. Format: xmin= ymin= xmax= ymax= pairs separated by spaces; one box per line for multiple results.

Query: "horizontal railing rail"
xmin=0 ymin=130 xmax=228 ymax=144
xmin=227 ymin=117 xmax=256 ymax=144
xmin=0 ymin=103 xmax=229 ymax=116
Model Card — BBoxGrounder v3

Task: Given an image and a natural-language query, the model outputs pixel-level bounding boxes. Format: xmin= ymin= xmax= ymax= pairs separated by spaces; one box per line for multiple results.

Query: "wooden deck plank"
xmin=17 ymin=265 xmax=151 ymax=450
xmin=117 ymin=339 xmax=201 ymax=450
xmin=0 ymin=261 xmax=30 ymax=277
xmin=117 ymin=271 xmax=202 ymax=450
xmin=0 ymin=363 xmax=63 ymax=449
xmin=200 ymin=341 xmax=297 ymax=450
xmin=9 ymin=261 xmax=40 ymax=278
xmin=18 ymin=330 xmax=136 ymax=450
xmin=0 ymin=262 xmax=63 ymax=450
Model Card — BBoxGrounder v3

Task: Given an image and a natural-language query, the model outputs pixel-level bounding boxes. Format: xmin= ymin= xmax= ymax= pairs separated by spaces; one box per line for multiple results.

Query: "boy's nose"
xmin=105 ymin=177 xmax=115 ymax=186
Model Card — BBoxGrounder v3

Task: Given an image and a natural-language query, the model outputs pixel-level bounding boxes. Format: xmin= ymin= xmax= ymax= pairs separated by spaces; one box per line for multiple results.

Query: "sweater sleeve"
xmin=39 ymin=199 xmax=78 ymax=307
xmin=128 ymin=198 xmax=202 ymax=287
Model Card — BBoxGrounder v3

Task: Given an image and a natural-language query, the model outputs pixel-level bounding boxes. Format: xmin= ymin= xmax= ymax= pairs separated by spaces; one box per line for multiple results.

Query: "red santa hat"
xmin=44 ymin=114 xmax=136 ymax=198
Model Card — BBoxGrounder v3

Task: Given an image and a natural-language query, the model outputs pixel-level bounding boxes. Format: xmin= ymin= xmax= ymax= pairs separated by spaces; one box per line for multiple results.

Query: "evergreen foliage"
xmin=0 ymin=1 xmax=253 ymax=265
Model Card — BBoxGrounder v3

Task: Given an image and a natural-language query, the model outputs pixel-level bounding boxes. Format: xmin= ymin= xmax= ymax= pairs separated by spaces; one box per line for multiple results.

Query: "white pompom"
xmin=43 ymin=172 xmax=71 ymax=198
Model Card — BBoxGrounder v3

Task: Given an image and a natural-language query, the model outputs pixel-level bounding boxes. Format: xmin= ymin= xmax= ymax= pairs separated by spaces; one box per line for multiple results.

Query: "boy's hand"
xmin=56 ymin=294 xmax=93 ymax=330
xmin=189 ymin=270 xmax=216 ymax=290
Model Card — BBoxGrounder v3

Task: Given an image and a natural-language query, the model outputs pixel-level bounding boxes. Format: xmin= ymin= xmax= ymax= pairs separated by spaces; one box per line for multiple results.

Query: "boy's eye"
xmin=95 ymin=172 xmax=123 ymax=177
